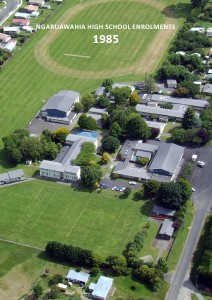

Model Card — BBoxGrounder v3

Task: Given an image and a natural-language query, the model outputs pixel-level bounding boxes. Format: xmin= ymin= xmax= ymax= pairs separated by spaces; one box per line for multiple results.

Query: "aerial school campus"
xmin=0 ymin=0 xmax=212 ymax=299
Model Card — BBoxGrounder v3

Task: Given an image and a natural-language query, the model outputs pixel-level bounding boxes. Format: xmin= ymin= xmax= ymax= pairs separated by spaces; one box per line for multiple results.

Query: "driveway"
xmin=0 ymin=0 xmax=20 ymax=25
xmin=166 ymin=146 xmax=212 ymax=300
xmin=100 ymin=178 xmax=142 ymax=190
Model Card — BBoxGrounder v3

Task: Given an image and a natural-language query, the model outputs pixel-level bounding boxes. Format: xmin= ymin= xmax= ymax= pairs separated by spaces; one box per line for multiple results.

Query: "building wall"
xmin=64 ymin=170 xmax=80 ymax=181
xmin=46 ymin=109 xmax=67 ymax=118
xmin=40 ymin=168 xmax=62 ymax=179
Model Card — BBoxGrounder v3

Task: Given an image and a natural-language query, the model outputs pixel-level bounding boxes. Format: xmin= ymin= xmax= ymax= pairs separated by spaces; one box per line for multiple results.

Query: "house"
xmin=31 ymin=11 xmax=40 ymax=17
xmin=0 ymin=169 xmax=25 ymax=185
xmin=28 ymin=0 xmax=45 ymax=6
xmin=148 ymin=143 xmax=184 ymax=178
xmin=66 ymin=270 xmax=90 ymax=285
xmin=14 ymin=12 xmax=30 ymax=20
xmin=159 ymin=219 xmax=175 ymax=240
xmin=152 ymin=205 xmax=176 ymax=218
xmin=112 ymin=83 xmax=135 ymax=93
xmin=3 ymin=40 xmax=17 ymax=52
xmin=22 ymin=26 xmax=34 ymax=33
xmin=0 ymin=33 xmax=11 ymax=43
xmin=25 ymin=5 xmax=39 ymax=12
xmin=167 ymin=79 xmax=177 ymax=88
xmin=146 ymin=94 xmax=208 ymax=111
xmin=202 ymin=84 xmax=212 ymax=95
xmin=13 ymin=19 xmax=30 ymax=26
xmin=89 ymin=276 xmax=113 ymax=300
xmin=145 ymin=120 xmax=166 ymax=134
xmin=41 ymin=90 xmax=80 ymax=124
xmin=206 ymin=27 xmax=212 ymax=37
xmin=136 ymin=104 xmax=185 ymax=121
xmin=3 ymin=26 xmax=20 ymax=34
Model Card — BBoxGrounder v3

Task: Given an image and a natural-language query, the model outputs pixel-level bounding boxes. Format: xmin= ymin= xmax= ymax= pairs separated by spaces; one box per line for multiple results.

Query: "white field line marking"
xmin=64 ymin=53 xmax=90 ymax=58
xmin=54 ymin=207 xmax=69 ymax=230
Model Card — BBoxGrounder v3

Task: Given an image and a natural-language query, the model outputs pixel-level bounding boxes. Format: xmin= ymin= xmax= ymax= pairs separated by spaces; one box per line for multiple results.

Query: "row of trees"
xmin=2 ymin=128 xmax=70 ymax=164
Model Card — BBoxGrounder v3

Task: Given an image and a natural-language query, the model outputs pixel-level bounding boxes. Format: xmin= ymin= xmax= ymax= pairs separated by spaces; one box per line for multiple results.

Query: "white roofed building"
xmin=89 ymin=276 xmax=114 ymax=300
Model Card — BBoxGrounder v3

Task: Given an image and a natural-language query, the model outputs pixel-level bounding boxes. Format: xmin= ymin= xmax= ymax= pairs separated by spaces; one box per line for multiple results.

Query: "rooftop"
xmin=149 ymin=94 xmax=208 ymax=108
xmin=159 ymin=219 xmax=174 ymax=237
xmin=42 ymin=90 xmax=79 ymax=113
xmin=90 ymin=276 xmax=113 ymax=299
xmin=136 ymin=104 xmax=185 ymax=118
xmin=202 ymin=84 xmax=212 ymax=94
xmin=152 ymin=205 xmax=176 ymax=217
xmin=66 ymin=270 xmax=89 ymax=284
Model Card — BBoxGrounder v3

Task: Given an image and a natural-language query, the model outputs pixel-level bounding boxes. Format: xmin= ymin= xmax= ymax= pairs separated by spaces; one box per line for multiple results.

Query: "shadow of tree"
xmin=0 ymin=149 xmax=15 ymax=169
xmin=161 ymin=3 xmax=192 ymax=19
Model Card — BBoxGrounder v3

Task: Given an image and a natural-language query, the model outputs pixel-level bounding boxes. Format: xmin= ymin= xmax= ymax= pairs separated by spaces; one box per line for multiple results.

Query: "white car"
xmin=197 ymin=161 xmax=205 ymax=167
xmin=111 ymin=186 xmax=117 ymax=191
xmin=192 ymin=187 xmax=195 ymax=192
xmin=129 ymin=181 xmax=136 ymax=185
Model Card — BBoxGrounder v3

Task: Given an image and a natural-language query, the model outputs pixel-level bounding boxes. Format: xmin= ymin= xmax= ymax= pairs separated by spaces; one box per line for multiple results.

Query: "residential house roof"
xmin=42 ymin=90 xmax=79 ymax=113
xmin=3 ymin=26 xmax=20 ymax=33
xmin=0 ymin=172 xmax=10 ymax=182
xmin=25 ymin=5 xmax=39 ymax=11
xmin=0 ymin=33 xmax=11 ymax=43
xmin=3 ymin=40 xmax=17 ymax=51
xmin=152 ymin=205 xmax=176 ymax=217
xmin=114 ymin=161 xmax=151 ymax=180
xmin=134 ymin=142 xmax=159 ymax=153
xmin=15 ymin=12 xmax=30 ymax=19
xmin=149 ymin=143 xmax=184 ymax=174
xmin=29 ymin=0 xmax=44 ymax=4
xmin=159 ymin=219 xmax=174 ymax=237
xmin=13 ymin=19 xmax=30 ymax=25
xmin=145 ymin=120 xmax=165 ymax=131
xmin=66 ymin=270 xmax=89 ymax=284
xmin=88 ymin=107 xmax=108 ymax=115
xmin=95 ymin=87 xmax=105 ymax=97
xmin=64 ymin=165 xmax=80 ymax=174
xmin=90 ymin=276 xmax=113 ymax=300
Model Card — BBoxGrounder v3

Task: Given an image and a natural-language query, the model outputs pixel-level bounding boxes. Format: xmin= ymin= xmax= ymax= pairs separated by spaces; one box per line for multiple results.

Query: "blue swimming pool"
xmin=76 ymin=131 xmax=99 ymax=138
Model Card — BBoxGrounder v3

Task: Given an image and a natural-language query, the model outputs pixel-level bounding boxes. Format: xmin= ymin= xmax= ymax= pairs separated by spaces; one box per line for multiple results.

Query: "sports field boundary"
xmin=0 ymin=238 xmax=44 ymax=251
xmin=34 ymin=0 xmax=180 ymax=79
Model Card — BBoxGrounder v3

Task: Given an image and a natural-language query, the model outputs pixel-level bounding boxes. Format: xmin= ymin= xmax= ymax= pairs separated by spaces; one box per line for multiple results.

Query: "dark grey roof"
xmin=149 ymin=143 xmax=184 ymax=174
xmin=88 ymin=107 xmax=108 ymax=115
xmin=150 ymin=94 xmax=208 ymax=108
xmin=136 ymin=150 xmax=151 ymax=159
xmin=40 ymin=160 xmax=64 ymax=172
xmin=95 ymin=87 xmax=105 ymax=96
xmin=167 ymin=79 xmax=177 ymax=85
xmin=136 ymin=104 xmax=185 ymax=118
xmin=145 ymin=120 xmax=165 ymax=130
xmin=159 ymin=219 xmax=174 ymax=236
xmin=114 ymin=162 xmax=150 ymax=180
xmin=64 ymin=165 xmax=80 ymax=173
xmin=8 ymin=169 xmax=24 ymax=179
xmin=134 ymin=142 xmax=159 ymax=153
xmin=42 ymin=90 xmax=79 ymax=113
xmin=152 ymin=205 xmax=176 ymax=216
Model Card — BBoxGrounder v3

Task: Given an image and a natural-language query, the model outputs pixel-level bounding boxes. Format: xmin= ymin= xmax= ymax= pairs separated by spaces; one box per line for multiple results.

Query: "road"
xmin=166 ymin=146 xmax=212 ymax=300
xmin=0 ymin=0 xmax=20 ymax=25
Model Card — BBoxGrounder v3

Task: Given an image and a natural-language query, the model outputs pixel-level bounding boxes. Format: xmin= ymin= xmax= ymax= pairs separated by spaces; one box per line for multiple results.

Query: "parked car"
xmin=191 ymin=154 xmax=197 ymax=161
xmin=129 ymin=181 xmax=137 ymax=185
xmin=192 ymin=187 xmax=195 ymax=192
xmin=197 ymin=161 xmax=205 ymax=167
xmin=111 ymin=186 xmax=117 ymax=191
xmin=100 ymin=183 xmax=109 ymax=189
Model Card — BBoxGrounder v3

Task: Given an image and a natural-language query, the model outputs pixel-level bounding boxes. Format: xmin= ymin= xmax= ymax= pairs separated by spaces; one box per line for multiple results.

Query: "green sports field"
xmin=0 ymin=180 xmax=151 ymax=256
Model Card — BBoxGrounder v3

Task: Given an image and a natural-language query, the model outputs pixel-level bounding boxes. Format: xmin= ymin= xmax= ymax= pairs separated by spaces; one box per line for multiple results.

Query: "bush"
xmin=91 ymin=267 xmax=100 ymax=276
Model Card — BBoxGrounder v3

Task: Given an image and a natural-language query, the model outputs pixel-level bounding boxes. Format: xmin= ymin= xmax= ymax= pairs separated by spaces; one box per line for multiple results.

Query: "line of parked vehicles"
xmin=99 ymin=181 xmax=137 ymax=192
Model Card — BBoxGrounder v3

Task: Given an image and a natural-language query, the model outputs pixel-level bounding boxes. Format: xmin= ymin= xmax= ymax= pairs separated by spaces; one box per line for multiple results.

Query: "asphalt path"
xmin=0 ymin=0 xmax=20 ymax=25
xmin=166 ymin=146 xmax=212 ymax=300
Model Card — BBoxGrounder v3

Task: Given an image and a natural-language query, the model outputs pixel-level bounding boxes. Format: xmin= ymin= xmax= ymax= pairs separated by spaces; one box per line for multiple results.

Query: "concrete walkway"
xmin=0 ymin=238 xmax=44 ymax=251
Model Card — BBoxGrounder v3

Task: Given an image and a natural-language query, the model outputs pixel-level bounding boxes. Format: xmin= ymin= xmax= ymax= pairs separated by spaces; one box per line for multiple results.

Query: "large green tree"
xmin=78 ymin=114 xmax=98 ymax=130
xmin=81 ymin=94 xmax=96 ymax=112
xmin=102 ymin=136 xmax=120 ymax=153
xmin=126 ymin=113 xmax=151 ymax=140
xmin=143 ymin=180 xmax=160 ymax=198
xmin=145 ymin=74 xmax=158 ymax=93
xmin=20 ymin=137 xmax=43 ymax=161
xmin=110 ymin=122 xmax=122 ymax=138
xmin=81 ymin=165 xmax=102 ymax=187
xmin=182 ymin=107 xmax=201 ymax=129
xmin=52 ymin=127 xmax=69 ymax=144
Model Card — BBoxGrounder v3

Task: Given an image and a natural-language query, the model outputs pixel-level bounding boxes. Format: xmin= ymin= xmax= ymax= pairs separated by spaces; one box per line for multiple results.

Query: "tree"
xmin=101 ymin=152 xmax=111 ymax=164
xmin=91 ymin=252 xmax=104 ymax=267
xmin=173 ymin=86 xmax=190 ymax=98
xmin=143 ymin=180 xmax=160 ymax=198
xmin=175 ymin=81 xmax=200 ymax=98
xmin=33 ymin=284 xmax=43 ymax=298
xmin=102 ymin=136 xmax=120 ymax=153
xmin=110 ymin=109 xmax=128 ymax=132
xmin=182 ymin=107 xmax=201 ymax=129
xmin=191 ymin=0 xmax=209 ymax=8
xmin=126 ymin=113 xmax=151 ymax=140
xmin=101 ymin=113 xmax=109 ymax=128
xmin=52 ymin=127 xmax=69 ymax=144
xmin=124 ymin=187 xmax=132 ymax=197
xmin=81 ymin=94 xmax=96 ymax=112
xmin=49 ymin=274 xmax=63 ymax=286
xmin=129 ymin=92 xmax=140 ymax=106
xmin=20 ymin=137 xmax=43 ymax=161
xmin=73 ymin=102 xmax=83 ymax=113
xmin=111 ymin=87 xmax=131 ymax=106
xmin=9 ymin=148 xmax=22 ymax=164
xmin=171 ymin=128 xmax=186 ymax=143
xmin=138 ymin=157 xmax=149 ymax=166
xmin=156 ymin=258 xmax=168 ymax=273
xmin=78 ymin=114 xmax=98 ymax=130
xmin=91 ymin=267 xmax=100 ymax=276
xmin=145 ymin=74 xmax=158 ymax=93
xmin=96 ymin=95 xmax=110 ymax=108
xmin=133 ymin=188 xmax=144 ymax=201
xmin=81 ymin=165 xmax=102 ymax=187
xmin=178 ymin=178 xmax=192 ymax=201
xmin=106 ymin=255 xmax=128 ymax=275
xmin=157 ymin=182 xmax=185 ymax=209
xmin=102 ymin=78 xmax=114 ymax=87
xmin=151 ymin=127 xmax=160 ymax=139
xmin=42 ymin=141 xmax=59 ymax=160
xmin=110 ymin=122 xmax=122 ymax=138
xmin=42 ymin=129 xmax=52 ymax=142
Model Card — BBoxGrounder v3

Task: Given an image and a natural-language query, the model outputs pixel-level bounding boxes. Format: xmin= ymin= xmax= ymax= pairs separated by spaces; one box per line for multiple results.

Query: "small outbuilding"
xmin=57 ymin=283 xmax=67 ymax=292
xmin=159 ymin=219 xmax=175 ymax=240
xmin=89 ymin=276 xmax=114 ymax=300
xmin=152 ymin=205 xmax=176 ymax=218
xmin=167 ymin=79 xmax=177 ymax=88
xmin=66 ymin=270 xmax=90 ymax=285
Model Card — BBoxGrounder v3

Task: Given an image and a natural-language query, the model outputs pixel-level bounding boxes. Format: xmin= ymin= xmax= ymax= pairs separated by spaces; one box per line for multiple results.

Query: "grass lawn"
xmin=166 ymin=202 xmax=195 ymax=270
xmin=0 ymin=179 xmax=151 ymax=257
xmin=163 ymin=122 xmax=182 ymax=134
